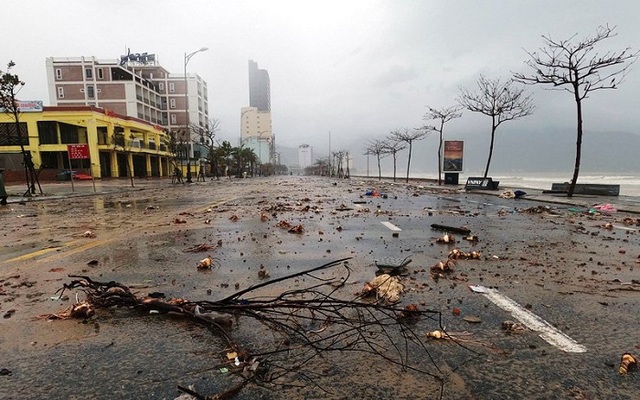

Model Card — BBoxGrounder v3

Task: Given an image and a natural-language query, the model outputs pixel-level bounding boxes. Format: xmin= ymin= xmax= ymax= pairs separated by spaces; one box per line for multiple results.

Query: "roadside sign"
xmin=443 ymin=140 xmax=464 ymax=172
xmin=68 ymin=144 xmax=90 ymax=160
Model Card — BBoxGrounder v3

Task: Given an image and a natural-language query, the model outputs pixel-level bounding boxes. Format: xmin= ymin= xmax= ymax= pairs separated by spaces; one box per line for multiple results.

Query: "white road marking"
xmin=380 ymin=221 xmax=402 ymax=231
xmin=477 ymin=286 xmax=587 ymax=353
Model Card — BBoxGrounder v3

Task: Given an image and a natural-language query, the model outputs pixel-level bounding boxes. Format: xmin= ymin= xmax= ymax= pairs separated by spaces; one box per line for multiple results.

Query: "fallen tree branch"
xmin=45 ymin=258 xmax=478 ymax=399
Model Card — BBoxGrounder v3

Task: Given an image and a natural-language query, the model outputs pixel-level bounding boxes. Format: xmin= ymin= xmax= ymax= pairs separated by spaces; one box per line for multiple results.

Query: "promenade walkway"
xmin=4 ymin=175 xmax=640 ymax=214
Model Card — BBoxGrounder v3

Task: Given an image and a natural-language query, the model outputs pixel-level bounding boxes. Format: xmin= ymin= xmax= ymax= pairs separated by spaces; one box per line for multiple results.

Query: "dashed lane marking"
xmin=380 ymin=221 xmax=402 ymax=231
xmin=480 ymin=286 xmax=587 ymax=353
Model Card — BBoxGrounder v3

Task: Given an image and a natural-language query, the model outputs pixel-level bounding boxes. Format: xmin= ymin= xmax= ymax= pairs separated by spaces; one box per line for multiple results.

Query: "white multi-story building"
xmin=299 ymin=144 xmax=313 ymax=169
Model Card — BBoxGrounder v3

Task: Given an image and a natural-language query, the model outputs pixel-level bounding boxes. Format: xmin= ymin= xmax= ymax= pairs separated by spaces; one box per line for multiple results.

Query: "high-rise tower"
xmin=248 ymin=60 xmax=271 ymax=112
xmin=243 ymin=60 xmax=273 ymax=166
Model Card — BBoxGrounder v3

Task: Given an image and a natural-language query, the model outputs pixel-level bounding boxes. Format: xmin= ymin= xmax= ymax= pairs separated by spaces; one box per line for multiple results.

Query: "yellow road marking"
xmin=37 ymin=239 xmax=107 ymax=263
xmin=5 ymin=239 xmax=82 ymax=263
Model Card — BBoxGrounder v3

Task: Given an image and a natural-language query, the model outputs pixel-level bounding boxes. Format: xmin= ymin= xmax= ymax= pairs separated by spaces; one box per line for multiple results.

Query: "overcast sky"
xmin=4 ymin=1 xmax=640 ymax=167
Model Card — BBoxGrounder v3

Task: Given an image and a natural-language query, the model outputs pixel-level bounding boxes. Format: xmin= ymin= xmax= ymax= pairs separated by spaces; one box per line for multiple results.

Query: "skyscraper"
xmin=248 ymin=60 xmax=270 ymax=112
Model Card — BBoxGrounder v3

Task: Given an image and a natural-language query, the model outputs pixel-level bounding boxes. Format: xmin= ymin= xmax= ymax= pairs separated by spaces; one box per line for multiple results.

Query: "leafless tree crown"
xmin=513 ymin=25 xmax=639 ymax=100
xmin=422 ymin=105 xmax=463 ymax=129
xmin=458 ymin=75 xmax=534 ymax=125
xmin=389 ymin=127 xmax=428 ymax=143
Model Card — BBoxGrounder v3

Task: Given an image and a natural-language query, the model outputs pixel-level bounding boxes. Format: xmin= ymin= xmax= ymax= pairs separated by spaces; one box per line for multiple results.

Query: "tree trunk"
xmin=405 ymin=142 xmax=412 ymax=183
xmin=568 ymin=86 xmax=583 ymax=198
xmin=392 ymin=153 xmax=397 ymax=182
xmin=483 ymin=117 xmax=497 ymax=178
xmin=438 ymin=121 xmax=444 ymax=185
xmin=377 ymin=155 xmax=382 ymax=181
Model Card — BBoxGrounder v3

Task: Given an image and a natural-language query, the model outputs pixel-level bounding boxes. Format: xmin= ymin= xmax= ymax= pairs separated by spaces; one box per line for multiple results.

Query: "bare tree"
xmin=0 ymin=61 xmax=42 ymax=196
xmin=421 ymin=106 xmax=463 ymax=185
xmin=365 ymin=139 xmax=390 ymax=181
xmin=382 ymin=139 xmax=406 ymax=182
xmin=513 ymin=25 xmax=639 ymax=197
xmin=390 ymin=128 xmax=428 ymax=183
xmin=458 ymin=76 xmax=534 ymax=178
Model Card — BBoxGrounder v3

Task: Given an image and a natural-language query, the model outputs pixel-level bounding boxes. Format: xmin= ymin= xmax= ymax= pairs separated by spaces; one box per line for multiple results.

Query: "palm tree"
xmin=217 ymin=141 xmax=234 ymax=179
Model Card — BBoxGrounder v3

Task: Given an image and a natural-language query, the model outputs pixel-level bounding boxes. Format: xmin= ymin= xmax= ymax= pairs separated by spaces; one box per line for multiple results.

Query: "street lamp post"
xmin=184 ymin=47 xmax=208 ymax=183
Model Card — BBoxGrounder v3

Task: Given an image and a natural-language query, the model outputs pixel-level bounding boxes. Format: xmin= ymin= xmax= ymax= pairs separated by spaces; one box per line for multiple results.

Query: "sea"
xmin=374 ymin=171 xmax=640 ymax=197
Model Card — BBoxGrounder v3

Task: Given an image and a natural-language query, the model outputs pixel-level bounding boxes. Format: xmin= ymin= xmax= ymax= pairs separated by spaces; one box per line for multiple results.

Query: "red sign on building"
xmin=67 ymin=144 xmax=90 ymax=160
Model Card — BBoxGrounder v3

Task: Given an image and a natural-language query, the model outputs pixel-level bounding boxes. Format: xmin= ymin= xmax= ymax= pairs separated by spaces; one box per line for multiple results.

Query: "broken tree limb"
xmin=44 ymin=259 xmax=479 ymax=399
xmin=430 ymin=224 xmax=471 ymax=235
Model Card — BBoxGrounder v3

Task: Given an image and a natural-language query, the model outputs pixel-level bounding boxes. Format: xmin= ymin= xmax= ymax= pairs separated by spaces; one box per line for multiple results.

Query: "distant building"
xmin=299 ymin=144 xmax=313 ymax=169
xmin=0 ymin=106 xmax=173 ymax=181
xmin=46 ymin=54 xmax=210 ymax=175
xmin=242 ymin=60 xmax=273 ymax=164
xmin=249 ymin=60 xmax=270 ymax=112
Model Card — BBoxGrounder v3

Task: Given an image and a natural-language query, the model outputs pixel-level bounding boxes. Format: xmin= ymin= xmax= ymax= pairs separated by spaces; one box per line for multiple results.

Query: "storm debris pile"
xmin=361 ymin=274 xmax=404 ymax=303
xmin=43 ymin=259 xmax=460 ymax=399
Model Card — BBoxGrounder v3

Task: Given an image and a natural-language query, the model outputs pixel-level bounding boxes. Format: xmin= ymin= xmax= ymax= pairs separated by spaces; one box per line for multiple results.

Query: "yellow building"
xmin=0 ymin=105 xmax=175 ymax=181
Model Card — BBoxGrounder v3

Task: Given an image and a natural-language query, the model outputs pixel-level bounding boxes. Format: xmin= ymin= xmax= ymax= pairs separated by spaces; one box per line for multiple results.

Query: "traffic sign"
xmin=67 ymin=144 xmax=90 ymax=160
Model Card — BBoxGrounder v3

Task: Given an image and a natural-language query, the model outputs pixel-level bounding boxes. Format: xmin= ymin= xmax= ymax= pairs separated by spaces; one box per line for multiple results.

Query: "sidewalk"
xmin=356 ymin=175 xmax=640 ymax=215
xmin=3 ymin=177 xmax=176 ymax=204
xmin=4 ymin=176 xmax=640 ymax=215
xmin=466 ymin=186 xmax=640 ymax=215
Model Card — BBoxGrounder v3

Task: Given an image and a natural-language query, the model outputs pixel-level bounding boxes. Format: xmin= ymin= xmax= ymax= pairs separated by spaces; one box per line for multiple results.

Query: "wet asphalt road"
xmin=1 ymin=176 xmax=639 ymax=399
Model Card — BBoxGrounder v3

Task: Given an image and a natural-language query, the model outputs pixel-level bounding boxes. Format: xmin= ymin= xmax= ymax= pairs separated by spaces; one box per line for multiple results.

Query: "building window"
xmin=0 ymin=122 xmax=28 ymax=145
xmin=159 ymin=82 xmax=164 ymax=91
xmin=97 ymin=68 xmax=104 ymax=79
xmin=59 ymin=123 xmax=79 ymax=144
xmin=170 ymin=114 xmax=177 ymax=124
xmin=169 ymin=82 xmax=175 ymax=93
xmin=85 ymin=68 xmax=93 ymax=79
xmin=57 ymin=87 xmax=64 ymax=98
xmin=55 ymin=69 xmax=62 ymax=80
xmin=169 ymin=98 xmax=176 ymax=109
xmin=37 ymin=121 xmax=58 ymax=144
xmin=97 ymin=127 xmax=108 ymax=145
xmin=87 ymin=85 xmax=95 ymax=99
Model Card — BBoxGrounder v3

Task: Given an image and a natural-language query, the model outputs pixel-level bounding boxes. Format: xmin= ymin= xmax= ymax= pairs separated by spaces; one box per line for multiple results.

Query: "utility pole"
xmin=328 ymin=131 xmax=331 ymax=177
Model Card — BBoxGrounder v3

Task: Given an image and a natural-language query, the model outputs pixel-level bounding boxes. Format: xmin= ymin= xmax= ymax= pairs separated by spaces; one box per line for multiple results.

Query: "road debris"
xmin=361 ymin=274 xmax=404 ymax=303
xmin=37 ymin=301 xmax=95 ymax=320
xmin=374 ymin=256 xmax=412 ymax=274
xmin=431 ymin=224 xmax=471 ymax=235
xmin=197 ymin=256 xmax=214 ymax=269
xmin=501 ymin=320 xmax=525 ymax=333
xmin=185 ymin=244 xmax=217 ymax=253
xmin=436 ymin=233 xmax=456 ymax=244
xmin=431 ymin=259 xmax=456 ymax=274
xmin=40 ymin=259 xmax=454 ymax=399
xmin=288 ymin=224 xmax=304 ymax=234
xmin=619 ymin=353 xmax=638 ymax=375
xmin=448 ymin=248 xmax=481 ymax=260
